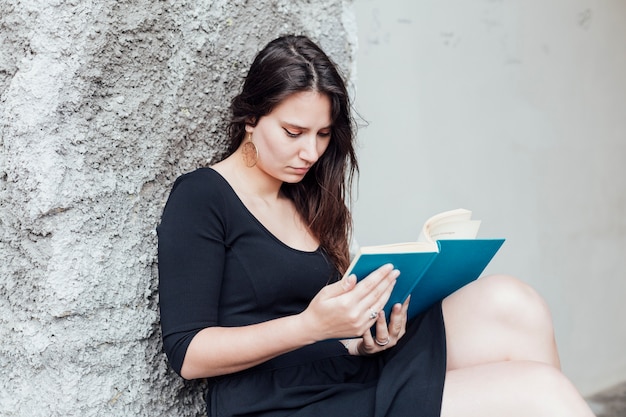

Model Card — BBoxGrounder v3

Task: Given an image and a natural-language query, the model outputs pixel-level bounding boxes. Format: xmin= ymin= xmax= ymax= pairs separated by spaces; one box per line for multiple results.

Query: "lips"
xmin=290 ymin=167 xmax=311 ymax=175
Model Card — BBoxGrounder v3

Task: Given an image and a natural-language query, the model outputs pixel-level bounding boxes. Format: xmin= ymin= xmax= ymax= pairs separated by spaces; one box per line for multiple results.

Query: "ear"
xmin=245 ymin=117 xmax=257 ymax=130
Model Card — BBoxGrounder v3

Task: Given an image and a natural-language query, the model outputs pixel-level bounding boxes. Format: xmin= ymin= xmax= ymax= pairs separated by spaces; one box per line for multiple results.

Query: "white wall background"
xmin=352 ymin=0 xmax=626 ymax=396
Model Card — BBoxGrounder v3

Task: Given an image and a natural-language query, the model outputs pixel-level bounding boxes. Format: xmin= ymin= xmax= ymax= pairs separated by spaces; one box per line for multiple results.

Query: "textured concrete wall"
xmin=0 ymin=1 xmax=356 ymax=416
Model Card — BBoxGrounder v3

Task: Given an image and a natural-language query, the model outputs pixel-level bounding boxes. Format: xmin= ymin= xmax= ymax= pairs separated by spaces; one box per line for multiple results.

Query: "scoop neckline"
xmin=205 ymin=167 xmax=322 ymax=255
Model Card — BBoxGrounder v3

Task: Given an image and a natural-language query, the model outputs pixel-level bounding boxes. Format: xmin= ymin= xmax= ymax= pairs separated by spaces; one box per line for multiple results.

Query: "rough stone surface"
xmin=0 ymin=1 xmax=356 ymax=416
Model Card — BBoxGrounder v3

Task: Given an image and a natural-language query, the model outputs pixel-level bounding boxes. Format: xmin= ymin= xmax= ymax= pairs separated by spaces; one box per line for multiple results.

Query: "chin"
xmin=281 ymin=174 xmax=307 ymax=184
xmin=282 ymin=178 xmax=305 ymax=184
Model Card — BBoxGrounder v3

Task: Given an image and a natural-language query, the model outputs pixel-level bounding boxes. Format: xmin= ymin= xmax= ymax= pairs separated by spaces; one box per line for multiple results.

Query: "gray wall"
xmin=353 ymin=0 xmax=626 ymax=396
xmin=0 ymin=1 xmax=356 ymax=416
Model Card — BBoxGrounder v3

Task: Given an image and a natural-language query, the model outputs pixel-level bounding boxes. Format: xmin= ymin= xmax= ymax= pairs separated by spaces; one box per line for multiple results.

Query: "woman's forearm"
xmin=180 ymin=313 xmax=317 ymax=380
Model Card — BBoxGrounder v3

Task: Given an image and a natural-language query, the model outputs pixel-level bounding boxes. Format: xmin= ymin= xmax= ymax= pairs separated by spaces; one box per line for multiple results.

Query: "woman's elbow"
xmin=179 ymin=364 xmax=199 ymax=380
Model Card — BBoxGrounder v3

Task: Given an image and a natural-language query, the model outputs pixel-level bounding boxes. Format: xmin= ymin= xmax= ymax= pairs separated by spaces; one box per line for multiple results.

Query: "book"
xmin=344 ymin=209 xmax=505 ymax=321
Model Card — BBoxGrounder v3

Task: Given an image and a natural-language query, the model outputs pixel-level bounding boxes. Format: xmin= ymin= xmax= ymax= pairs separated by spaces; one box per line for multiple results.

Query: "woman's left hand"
xmin=344 ymin=296 xmax=410 ymax=356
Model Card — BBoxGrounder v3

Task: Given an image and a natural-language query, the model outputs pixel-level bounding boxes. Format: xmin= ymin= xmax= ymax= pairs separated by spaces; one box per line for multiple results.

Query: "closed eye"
xmin=284 ymin=128 xmax=300 ymax=138
xmin=283 ymin=127 xmax=331 ymax=139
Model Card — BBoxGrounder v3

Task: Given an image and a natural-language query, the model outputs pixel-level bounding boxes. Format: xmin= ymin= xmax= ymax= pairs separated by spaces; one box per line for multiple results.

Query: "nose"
xmin=298 ymin=134 xmax=319 ymax=163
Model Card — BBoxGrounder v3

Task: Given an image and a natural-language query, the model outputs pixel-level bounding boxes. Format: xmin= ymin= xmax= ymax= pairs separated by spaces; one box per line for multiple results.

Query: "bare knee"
xmin=444 ymin=274 xmax=560 ymax=367
xmin=473 ymin=274 xmax=555 ymax=336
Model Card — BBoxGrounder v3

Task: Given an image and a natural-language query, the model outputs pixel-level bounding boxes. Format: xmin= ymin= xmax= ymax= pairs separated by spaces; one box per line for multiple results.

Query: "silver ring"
xmin=368 ymin=309 xmax=379 ymax=320
xmin=375 ymin=336 xmax=390 ymax=346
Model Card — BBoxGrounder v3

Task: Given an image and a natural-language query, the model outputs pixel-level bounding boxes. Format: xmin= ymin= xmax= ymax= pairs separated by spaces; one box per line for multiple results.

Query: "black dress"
xmin=157 ymin=168 xmax=447 ymax=417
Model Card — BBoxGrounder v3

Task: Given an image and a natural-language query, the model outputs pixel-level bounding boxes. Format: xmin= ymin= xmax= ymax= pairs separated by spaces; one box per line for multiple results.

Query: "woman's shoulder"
xmin=171 ymin=167 xmax=227 ymax=192
xmin=165 ymin=167 xmax=236 ymax=208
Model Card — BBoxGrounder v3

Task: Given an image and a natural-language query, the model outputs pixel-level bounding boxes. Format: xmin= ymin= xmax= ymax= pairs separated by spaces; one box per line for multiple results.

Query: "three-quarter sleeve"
xmin=157 ymin=171 xmax=227 ymax=376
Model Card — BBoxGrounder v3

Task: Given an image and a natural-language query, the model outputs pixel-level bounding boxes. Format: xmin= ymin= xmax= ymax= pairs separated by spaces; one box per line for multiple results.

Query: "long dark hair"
xmin=228 ymin=35 xmax=358 ymax=273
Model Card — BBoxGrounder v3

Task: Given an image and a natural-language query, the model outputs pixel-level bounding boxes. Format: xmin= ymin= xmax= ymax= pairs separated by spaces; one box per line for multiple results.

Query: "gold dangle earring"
xmin=241 ymin=132 xmax=258 ymax=168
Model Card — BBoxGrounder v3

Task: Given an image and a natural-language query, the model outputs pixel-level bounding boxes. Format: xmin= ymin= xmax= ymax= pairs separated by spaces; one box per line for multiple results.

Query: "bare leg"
xmin=441 ymin=361 xmax=595 ymax=417
xmin=443 ymin=274 xmax=560 ymax=370
xmin=441 ymin=274 xmax=594 ymax=416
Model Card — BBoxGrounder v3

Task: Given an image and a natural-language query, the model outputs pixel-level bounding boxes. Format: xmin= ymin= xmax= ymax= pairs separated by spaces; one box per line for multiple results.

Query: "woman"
xmin=157 ymin=35 xmax=595 ymax=416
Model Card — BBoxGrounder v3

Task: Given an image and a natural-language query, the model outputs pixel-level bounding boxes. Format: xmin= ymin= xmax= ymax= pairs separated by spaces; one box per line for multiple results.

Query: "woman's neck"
xmin=212 ymin=151 xmax=283 ymax=202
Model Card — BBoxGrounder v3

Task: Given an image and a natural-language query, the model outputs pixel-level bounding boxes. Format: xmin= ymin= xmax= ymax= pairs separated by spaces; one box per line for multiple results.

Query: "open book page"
xmin=418 ymin=209 xmax=481 ymax=243
xmin=346 ymin=208 xmax=504 ymax=320
xmin=352 ymin=209 xmax=482 ymax=257
xmin=358 ymin=240 xmax=434 ymax=255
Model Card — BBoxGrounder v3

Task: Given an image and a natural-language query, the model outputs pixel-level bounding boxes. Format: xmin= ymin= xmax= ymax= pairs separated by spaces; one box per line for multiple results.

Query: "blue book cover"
xmin=346 ymin=239 xmax=504 ymax=320
xmin=346 ymin=250 xmax=439 ymax=319
xmin=344 ymin=209 xmax=505 ymax=321
xmin=348 ymin=239 xmax=504 ymax=318
xmin=405 ymin=238 xmax=505 ymax=318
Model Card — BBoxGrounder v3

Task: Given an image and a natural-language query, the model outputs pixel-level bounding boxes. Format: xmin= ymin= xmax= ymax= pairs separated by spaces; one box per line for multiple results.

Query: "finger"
xmin=374 ymin=311 xmax=390 ymax=345
xmin=363 ymin=272 xmax=398 ymax=314
xmin=388 ymin=303 xmax=405 ymax=337
xmin=350 ymin=280 xmax=397 ymax=337
xmin=353 ymin=264 xmax=396 ymax=297
xmin=361 ymin=326 xmax=375 ymax=348
xmin=322 ymin=273 xmax=357 ymax=300
xmin=402 ymin=295 xmax=411 ymax=309
xmin=400 ymin=295 xmax=410 ymax=327
xmin=354 ymin=268 xmax=398 ymax=313
xmin=374 ymin=310 xmax=388 ymax=337
xmin=389 ymin=295 xmax=411 ymax=338
xmin=341 ymin=273 xmax=357 ymax=292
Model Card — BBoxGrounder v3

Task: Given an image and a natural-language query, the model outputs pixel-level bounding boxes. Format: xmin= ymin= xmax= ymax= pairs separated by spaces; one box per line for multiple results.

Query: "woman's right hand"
xmin=299 ymin=264 xmax=400 ymax=342
xmin=181 ymin=264 xmax=399 ymax=379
